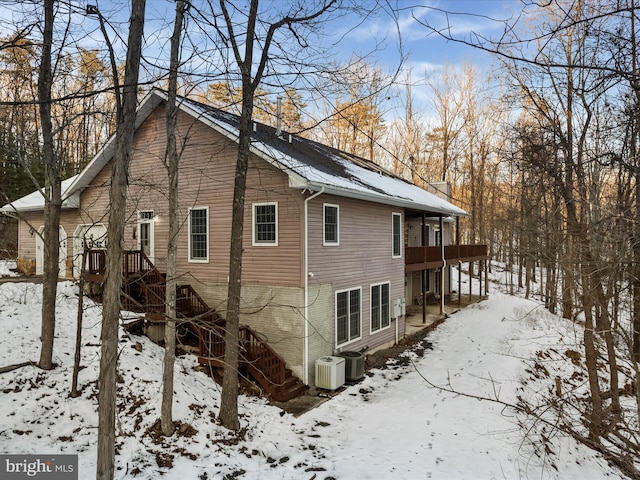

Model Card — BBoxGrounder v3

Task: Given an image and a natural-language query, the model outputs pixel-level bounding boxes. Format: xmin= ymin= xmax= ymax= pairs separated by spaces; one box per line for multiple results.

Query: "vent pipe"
xmin=276 ymin=96 xmax=282 ymax=137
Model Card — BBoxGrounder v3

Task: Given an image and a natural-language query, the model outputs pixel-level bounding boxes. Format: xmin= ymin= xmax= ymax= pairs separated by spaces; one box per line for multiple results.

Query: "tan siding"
xmin=56 ymin=105 xmax=305 ymax=286
xmin=126 ymin=106 xmax=306 ymax=286
xmin=18 ymin=213 xmax=38 ymax=258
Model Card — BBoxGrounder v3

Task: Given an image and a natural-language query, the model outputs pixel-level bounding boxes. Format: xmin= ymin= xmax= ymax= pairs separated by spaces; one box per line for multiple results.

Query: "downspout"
xmin=440 ymin=215 xmax=445 ymax=315
xmin=395 ymin=312 xmax=399 ymax=345
xmin=303 ymin=187 xmax=324 ymax=386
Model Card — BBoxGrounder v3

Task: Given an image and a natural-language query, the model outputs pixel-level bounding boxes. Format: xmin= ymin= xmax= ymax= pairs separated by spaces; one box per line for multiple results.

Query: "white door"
xmin=138 ymin=211 xmax=155 ymax=262
xmin=36 ymin=225 xmax=67 ymax=277
xmin=73 ymin=224 xmax=107 ymax=279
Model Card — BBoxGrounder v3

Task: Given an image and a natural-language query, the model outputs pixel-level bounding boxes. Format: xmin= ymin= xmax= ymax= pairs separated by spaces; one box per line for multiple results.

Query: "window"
xmin=336 ymin=287 xmax=361 ymax=346
xmin=253 ymin=202 xmax=278 ymax=245
xmin=435 ymin=229 xmax=442 ymax=246
xmin=392 ymin=213 xmax=402 ymax=257
xmin=371 ymin=282 xmax=390 ymax=332
xmin=323 ymin=204 xmax=339 ymax=245
xmin=188 ymin=207 xmax=208 ymax=262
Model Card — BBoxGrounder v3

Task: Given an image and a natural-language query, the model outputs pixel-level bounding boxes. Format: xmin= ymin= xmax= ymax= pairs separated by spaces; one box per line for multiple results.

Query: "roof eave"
xmin=292 ymin=179 xmax=468 ymax=217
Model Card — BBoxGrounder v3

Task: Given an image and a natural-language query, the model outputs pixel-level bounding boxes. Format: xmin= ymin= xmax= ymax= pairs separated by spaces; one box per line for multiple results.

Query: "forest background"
xmin=2 ymin=0 xmax=640 ymax=477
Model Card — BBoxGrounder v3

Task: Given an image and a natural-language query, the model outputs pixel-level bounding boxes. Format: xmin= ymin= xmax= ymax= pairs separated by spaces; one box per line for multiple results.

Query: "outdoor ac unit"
xmin=315 ymin=356 xmax=345 ymax=390
xmin=337 ymin=351 xmax=365 ymax=382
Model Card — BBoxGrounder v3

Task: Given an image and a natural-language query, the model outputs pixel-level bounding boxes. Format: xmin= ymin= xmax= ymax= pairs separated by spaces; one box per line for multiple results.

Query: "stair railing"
xmin=239 ymin=326 xmax=287 ymax=391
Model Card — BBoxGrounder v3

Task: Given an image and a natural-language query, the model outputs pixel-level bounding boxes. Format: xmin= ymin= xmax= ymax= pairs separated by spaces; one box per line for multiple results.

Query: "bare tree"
xmin=96 ymin=1 xmax=146 ymax=478
xmin=224 ymin=0 xmax=340 ymax=431
xmin=161 ymin=0 xmax=186 ymax=437
xmin=37 ymin=0 xmax=61 ymax=371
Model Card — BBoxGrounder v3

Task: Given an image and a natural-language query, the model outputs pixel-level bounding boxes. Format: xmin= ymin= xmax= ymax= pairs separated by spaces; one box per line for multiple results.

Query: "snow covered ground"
xmin=0 ymin=260 xmax=631 ymax=479
xmin=0 ymin=259 xmax=17 ymax=277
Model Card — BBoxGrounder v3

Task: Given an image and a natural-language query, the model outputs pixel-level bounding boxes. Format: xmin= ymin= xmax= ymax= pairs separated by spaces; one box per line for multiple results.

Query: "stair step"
xmin=282 ymin=375 xmax=298 ymax=389
xmin=274 ymin=382 xmax=306 ymax=402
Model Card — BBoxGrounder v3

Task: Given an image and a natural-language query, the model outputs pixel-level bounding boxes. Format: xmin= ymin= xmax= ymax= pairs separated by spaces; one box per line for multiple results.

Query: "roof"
xmin=0 ymin=175 xmax=80 ymax=213
xmin=2 ymin=89 xmax=467 ymax=217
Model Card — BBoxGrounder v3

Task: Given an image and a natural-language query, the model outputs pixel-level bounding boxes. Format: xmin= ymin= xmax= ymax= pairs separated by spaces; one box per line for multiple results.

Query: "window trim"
xmin=188 ymin=206 xmax=209 ymax=263
xmin=335 ymin=286 xmax=362 ymax=347
xmin=392 ymin=212 xmax=402 ymax=258
xmin=323 ymin=203 xmax=340 ymax=246
xmin=370 ymin=281 xmax=391 ymax=334
xmin=252 ymin=202 xmax=278 ymax=246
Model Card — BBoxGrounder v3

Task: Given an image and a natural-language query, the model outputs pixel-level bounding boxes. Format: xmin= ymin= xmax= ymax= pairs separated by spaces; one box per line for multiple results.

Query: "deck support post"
xmin=485 ymin=258 xmax=488 ymax=296
xmin=458 ymin=261 xmax=462 ymax=308
xmin=422 ymin=211 xmax=427 ymax=324
xmin=439 ymin=215 xmax=444 ymax=316
xmin=422 ymin=269 xmax=427 ymax=324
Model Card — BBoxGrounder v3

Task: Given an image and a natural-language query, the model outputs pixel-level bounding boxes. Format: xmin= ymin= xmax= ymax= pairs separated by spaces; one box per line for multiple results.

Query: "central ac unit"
xmin=315 ymin=356 xmax=345 ymax=390
xmin=337 ymin=351 xmax=365 ymax=382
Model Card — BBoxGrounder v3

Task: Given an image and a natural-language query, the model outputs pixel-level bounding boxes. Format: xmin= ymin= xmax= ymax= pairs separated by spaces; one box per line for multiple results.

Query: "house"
xmin=1 ymin=89 xmax=488 ymax=394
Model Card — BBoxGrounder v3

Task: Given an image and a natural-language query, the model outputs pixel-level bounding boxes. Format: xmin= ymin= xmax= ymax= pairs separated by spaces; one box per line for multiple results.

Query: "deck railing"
xmin=405 ymin=243 xmax=488 ymax=270
xmin=88 ymin=250 xmax=106 ymax=277
xmin=240 ymin=326 xmax=287 ymax=389
xmin=177 ymin=284 xmax=220 ymax=323
xmin=197 ymin=323 xmax=288 ymax=393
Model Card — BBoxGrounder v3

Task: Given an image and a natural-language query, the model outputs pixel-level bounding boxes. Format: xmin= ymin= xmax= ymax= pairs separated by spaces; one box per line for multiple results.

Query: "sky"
xmin=0 ymin=260 xmax=633 ymax=479
xmin=0 ymin=0 xmax=523 ymax=88
xmin=0 ymin=0 xmax=527 ymax=124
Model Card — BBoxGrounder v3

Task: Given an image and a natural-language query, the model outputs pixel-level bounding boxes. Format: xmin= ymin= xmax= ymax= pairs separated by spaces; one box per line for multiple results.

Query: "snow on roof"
xmin=180 ymin=94 xmax=468 ymax=217
xmin=2 ymin=90 xmax=467 ymax=217
xmin=0 ymin=175 xmax=80 ymax=213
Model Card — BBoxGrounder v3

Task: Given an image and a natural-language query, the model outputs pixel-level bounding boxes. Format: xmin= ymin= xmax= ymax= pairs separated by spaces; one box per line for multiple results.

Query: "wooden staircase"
xmin=87 ymin=249 xmax=305 ymax=402
xmin=197 ymin=322 xmax=306 ymax=402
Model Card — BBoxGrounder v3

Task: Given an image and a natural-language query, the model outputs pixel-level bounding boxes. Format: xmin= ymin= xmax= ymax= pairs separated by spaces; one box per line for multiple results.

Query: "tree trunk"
xmin=161 ymin=0 xmax=185 ymax=437
xmin=70 ymin=243 xmax=87 ymax=398
xmin=38 ymin=0 xmax=62 ymax=371
xmin=220 ymin=90 xmax=252 ymax=432
xmin=96 ymin=2 xmax=145 ymax=478
xmin=634 ymin=175 xmax=640 ymax=362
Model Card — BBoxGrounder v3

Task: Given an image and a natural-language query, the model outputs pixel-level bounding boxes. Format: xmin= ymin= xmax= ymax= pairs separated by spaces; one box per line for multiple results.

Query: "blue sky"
xmin=334 ymin=1 xmax=520 ymax=70
xmin=0 ymin=0 xmax=523 ymax=120
xmin=90 ymin=0 xmax=518 ymax=84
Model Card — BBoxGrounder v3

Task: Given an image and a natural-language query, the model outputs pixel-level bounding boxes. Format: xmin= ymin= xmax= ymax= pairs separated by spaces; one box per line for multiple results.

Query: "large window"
xmin=392 ymin=213 xmax=402 ymax=257
xmin=371 ymin=282 xmax=390 ymax=332
xmin=253 ymin=202 xmax=278 ymax=245
xmin=323 ymin=204 xmax=339 ymax=245
xmin=188 ymin=207 xmax=209 ymax=262
xmin=336 ymin=287 xmax=361 ymax=346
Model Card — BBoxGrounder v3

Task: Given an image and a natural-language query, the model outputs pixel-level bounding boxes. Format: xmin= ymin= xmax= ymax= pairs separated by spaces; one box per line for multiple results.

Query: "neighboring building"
xmin=1 ymin=89 xmax=487 ymax=388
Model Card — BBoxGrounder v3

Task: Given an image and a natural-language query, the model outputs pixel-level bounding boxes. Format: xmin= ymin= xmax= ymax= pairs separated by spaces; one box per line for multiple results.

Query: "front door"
xmin=138 ymin=211 xmax=155 ymax=262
